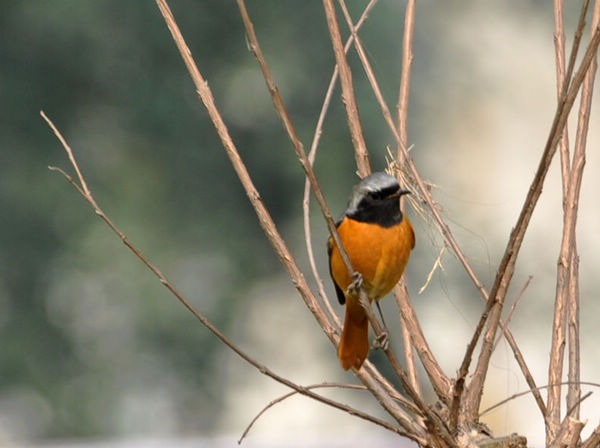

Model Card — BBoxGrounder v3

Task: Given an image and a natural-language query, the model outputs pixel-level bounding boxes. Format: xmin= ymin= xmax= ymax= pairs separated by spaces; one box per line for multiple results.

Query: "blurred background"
xmin=2 ymin=1 xmax=600 ymax=447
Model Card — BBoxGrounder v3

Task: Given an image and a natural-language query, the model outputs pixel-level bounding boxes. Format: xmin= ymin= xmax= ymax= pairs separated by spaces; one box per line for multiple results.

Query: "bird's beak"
xmin=390 ymin=189 xmax=411 ymax=198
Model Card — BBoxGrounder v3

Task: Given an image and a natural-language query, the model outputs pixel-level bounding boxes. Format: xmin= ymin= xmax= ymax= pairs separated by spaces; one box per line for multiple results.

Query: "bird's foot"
xmin=346 ymin=272 xmax=363 ymax=295
xmin=373 ymin=331 xmax=389 ymax=351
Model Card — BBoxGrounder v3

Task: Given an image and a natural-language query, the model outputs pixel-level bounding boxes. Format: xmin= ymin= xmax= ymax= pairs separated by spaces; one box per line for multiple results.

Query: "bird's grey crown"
xmin=346 ymin=172 xmax=400 ymax=214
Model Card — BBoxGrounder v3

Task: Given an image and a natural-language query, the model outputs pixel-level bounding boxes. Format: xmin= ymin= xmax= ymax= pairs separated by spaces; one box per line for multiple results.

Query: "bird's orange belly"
xmin=330 ymin=217 xmax=413 ymax=301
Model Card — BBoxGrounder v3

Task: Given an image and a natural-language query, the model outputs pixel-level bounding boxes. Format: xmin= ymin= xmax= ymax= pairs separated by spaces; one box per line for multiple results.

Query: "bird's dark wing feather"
xmin=327 ymin=231 xmax=346 ymax=305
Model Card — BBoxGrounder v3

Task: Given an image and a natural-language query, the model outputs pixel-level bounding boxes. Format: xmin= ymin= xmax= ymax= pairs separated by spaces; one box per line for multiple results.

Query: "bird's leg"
xmin=373 ymin=301 xmax=389 ymax=350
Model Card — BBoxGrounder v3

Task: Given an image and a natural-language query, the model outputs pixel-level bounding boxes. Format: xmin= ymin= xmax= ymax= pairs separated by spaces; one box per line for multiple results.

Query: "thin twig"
xmin=357 ymin=283 xmax=456 ymax=447
xmin=322 ymin=0 xmax=371 ymax=176
xmin=567 ymin=0 xmax=599 ymax=422
xmin=479 ymin=380 xmax=600 ymax=417
xmin=554 ymin=0 xmax=571 ymax=196
xmin=236 ymin=3 xmax=442 ymax=440
xmin=463 ymin=17 xmax=600 ymax=422
xmin=397 ymin=0 xmax=416 ymax=162
xmin=418 ymin=246 xmax=446 ymax=295
xmin=235 ymin=0 xmax=354 ymax=303
xmin=393 ymin=281 xmax=453 ymax=406
xmin=239 ymin=382 xmax=367 ymax=443
xmin=155 ymin=0 xmax=338 ymax=342
xmin=337 ymin=0 xmax=549 ymax=424
xmin=232 ymin=0 xmax=425 ymax=436
xmin=394 ymin=0 xmax=422 ymax=402
xmin=336 ymin=0 xmax=424 ymax=401
xmin=548 ymin=1 xmax=599 ymax=440
xmin=337 ymin=0 xmax=453 ymax=408
xmin=303 ymin=0 xmax=378 ymax=330
xmin=399 ymin=297 xmax=421 ymax=397
xmin=492 ymin=276 xmax=532 ymax=351
xmin=43 ymin=111 xmax=405 ymax=442
xmin=153 ymin=1 xmax=428 ymax=436
xmin=547 ymin=0 xmax=572 ymax=438
xmin=566 ymin=391 xmax=592 ymax=419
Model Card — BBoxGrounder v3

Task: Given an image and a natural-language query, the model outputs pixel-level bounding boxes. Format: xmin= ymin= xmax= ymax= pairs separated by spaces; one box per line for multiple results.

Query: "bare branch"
xmin=234 ymin=3 xmax=451 ymax=441
xmin=335 ymin=0 xmax=455 ymax=408
xmin=566 ymin=0 xmax=600 ymax=420
xmin=418 ymin=246 xmax=446 ymax=295
xmin=238 ymin=382 xmax=404 ymax=444
xmin=549 ymin=417 xmax=585 ymax=448
xmin=336 ymin=0 xmax=424 ymax=401
xmin=479 ymin=381 xmax=600 ymax=417
xmin=396 ymin=0 xmax=416 ymax=158
xmin=463 ymin=16 xmax=600 ymax=421
xmin=44 ymin=111 xmax=396 ymax=442
xmin=394 ymin=282 xmax=452 ymax=404
xmin=235 ymin=0 xmax=356 ymax=301
xmin=303 ymin=0 xmax=378 ymax=331
xmin=582 ymin=425 xmax=600 ymax=448
xmin=321 ymin=0 xmax=372 ymax=176
xmin=554 ymin=0 xmax=571 ymax=195
xmin=492 ymin=276 xmax=533 ymax=351
xmin=190 ymin=0 xmax=425 ymax=436
xmin=548 ymin=2 xmax=599 ymax=441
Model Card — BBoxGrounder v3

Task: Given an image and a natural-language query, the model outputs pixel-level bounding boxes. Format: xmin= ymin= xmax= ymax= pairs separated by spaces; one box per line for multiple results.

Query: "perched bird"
xmin=328 ymin=172 xmax=415 ymax=370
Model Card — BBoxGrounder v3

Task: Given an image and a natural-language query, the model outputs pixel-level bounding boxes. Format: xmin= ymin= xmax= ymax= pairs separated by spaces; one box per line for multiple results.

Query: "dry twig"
xmin=322 ymin=0 xmax=371 ymax=176
xmin=239 ymin=382 xmax=366 ymax=443
xmin=302 ymin=0 xmax=378 ymax=332
xmin=548 ymin=0 xmax=599 ymax=443
xmin=463 ymin=11 xmax=600 ymax=422
xmin=42 ymin=111 xmax=405 ymax=441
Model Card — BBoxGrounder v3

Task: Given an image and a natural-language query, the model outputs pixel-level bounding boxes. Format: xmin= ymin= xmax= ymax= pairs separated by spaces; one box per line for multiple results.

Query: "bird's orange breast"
xmin=329 ymin=216 xmax=414 ymax=301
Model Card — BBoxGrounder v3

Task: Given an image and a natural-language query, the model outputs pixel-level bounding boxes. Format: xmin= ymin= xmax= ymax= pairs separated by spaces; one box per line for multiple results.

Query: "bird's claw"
xmin=346 ymin=272 xmax=363 ymax=295
xmin=373 ymin=331 xmax=389 ymax=351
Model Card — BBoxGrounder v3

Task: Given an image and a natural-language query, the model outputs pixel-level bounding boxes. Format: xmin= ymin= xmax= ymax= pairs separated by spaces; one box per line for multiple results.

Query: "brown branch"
xmin=390 ymin=0 xmax=421 ymax=400
xmin=155 ymin=0 xmax=337 ymax=341
xmin=394 ymin=282 xmax=452 ymax=405
xmin=335 ymin=0 xmax=423 ymax=401
xmin=397 ymin=0 xmax=416 ymax=159
xmin=337 ymin=0 xmax=546 ymax=425
xmin=322 ymin=0 xmax=371 ymax=177
xmin=547 ymin=0 xmax=572 ymax=438
xmin=566 ymin=0 xmax=600 ymax=422
xmin=479 ymin=380 xmax=600 ymax=417
xmin=43 ymin=111 xmax=402 ymax=442
xmin=303 ymin=0 xmax=378 ymax=331
xmin=238 ymin=382 xmax=401 ymax=444
xmin=235 ymin=0 xmax=354 ymax=297
xmin=582 ymin=425 xmax=600 ymax=448
xmin=492 ymin=276 xmax=533 ymax=351
xmin=463 ymin=14 xmax=600 ymax=422
xmin=357 ymin=287 xmax=456 ymax=447
xmin=336 ymin=0 xmax=547 ymax=426
xmin=234 ymin=2 xmax=447 ymax=441
xmin=227 ymin=0 xmax=426 ymax=436
xmin=398 ymin=281 xmax=421 ymax=397
xmin=548 ymin=3 xmax=599 ymax=442
xmin=336 ymin=0 xmax=454 ymax=408
xmin=549 ymin=417 xmax=586 ymax=448
xmin=554 ymin=0 xmax=571 ymax=195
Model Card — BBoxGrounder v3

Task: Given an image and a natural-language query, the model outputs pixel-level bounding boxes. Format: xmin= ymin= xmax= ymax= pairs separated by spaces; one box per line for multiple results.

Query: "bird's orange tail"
xmin=338 ymin=300 xmax=369 ymax=370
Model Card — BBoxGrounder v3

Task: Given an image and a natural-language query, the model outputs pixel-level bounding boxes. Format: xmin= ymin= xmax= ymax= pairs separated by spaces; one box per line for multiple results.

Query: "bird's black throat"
xmin=346 ymin=196 xmax=403 ymax=228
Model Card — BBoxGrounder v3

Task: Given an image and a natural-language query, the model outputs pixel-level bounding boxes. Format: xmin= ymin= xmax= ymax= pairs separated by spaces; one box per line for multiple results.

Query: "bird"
xmin=328 ymin=172 xmax=415 ymax=370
